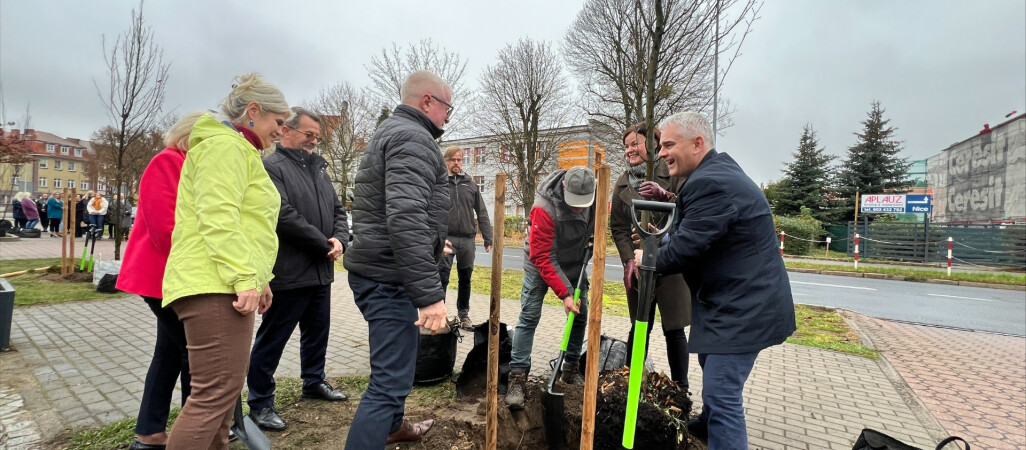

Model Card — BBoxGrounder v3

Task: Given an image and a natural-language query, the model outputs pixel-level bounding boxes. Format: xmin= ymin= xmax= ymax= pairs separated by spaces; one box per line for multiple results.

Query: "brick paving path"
xmin=850 ymin=314 xmax=1026 ymax=448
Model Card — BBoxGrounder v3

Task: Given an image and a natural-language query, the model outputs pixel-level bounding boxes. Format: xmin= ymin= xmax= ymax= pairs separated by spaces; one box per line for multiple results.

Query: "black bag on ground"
xmin=12 ymin=228 xmax=41 ymax=238
xmin=414 ymin=320 xmax=461 ymax=385
xmin=576 ymin=334 xmax=655 ymax=373
xmin=96 ymin=274 xmax=120 ymax=294
xmin=455 ymin=321 xmax=512 ymax=396
xmin=852 ymin=429 xmax=969 ymax=450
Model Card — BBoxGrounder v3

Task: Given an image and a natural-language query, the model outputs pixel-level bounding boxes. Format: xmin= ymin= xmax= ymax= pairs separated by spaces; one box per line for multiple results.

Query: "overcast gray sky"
xmin=2 ymin=0 xmax=1023 ymax=185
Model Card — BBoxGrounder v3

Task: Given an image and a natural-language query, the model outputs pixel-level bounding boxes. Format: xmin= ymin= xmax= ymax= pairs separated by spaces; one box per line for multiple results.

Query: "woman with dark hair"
xmin=161 ymin=73 xmax=289 ymax=449
xmin=609 ymin=122 xmax=692 ymax=391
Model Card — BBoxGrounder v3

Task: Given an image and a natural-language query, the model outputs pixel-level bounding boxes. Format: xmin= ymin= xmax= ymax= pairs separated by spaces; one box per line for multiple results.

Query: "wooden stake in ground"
xmin=485 ymin=173 xmax=506 ymax=450
xmin=581 ymin=162 xmax=610 ymax=449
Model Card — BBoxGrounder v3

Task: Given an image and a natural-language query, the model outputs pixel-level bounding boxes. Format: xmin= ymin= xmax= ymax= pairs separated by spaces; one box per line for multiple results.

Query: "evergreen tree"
xmin=777 ymin=124 xmax=836 ymax=222
xmin=834 ymin=101 xmax=911 ymax=222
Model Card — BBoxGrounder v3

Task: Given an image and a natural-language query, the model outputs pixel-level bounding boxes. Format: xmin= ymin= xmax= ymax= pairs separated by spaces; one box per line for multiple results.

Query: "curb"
xmin=840 ymin=311 xmax=953 ymax=444
xmin=786 ymin=268 xmax=1025 ymax=291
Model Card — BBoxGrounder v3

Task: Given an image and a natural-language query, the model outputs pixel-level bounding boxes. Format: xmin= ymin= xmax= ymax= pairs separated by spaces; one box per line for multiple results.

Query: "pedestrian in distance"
xmin=46 ymin=192 xmax=63 ymax=237
xmin=161 ymin=73 xmax=289 ymax=450
xmin=19 ymin=192 xmax=40 ymax=229
xmin=36 ymin=193 xmax=49 ymax=232
xmin=86 ymin=192 xmax=109 ymax=239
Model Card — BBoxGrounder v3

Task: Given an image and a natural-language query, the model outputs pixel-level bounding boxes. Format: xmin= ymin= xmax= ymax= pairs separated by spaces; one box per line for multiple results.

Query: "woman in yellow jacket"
xmin=161 ymin=73 xmax=290 ymax=450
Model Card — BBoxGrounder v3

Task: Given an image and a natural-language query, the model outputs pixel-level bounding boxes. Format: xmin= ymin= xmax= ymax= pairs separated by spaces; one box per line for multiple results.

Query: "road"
xmin=473 ymin=249 xmax=1026 ymax=337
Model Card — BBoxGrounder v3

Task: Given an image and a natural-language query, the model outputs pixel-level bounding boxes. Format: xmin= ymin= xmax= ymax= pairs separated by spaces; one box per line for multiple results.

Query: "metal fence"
xmin=839 ymin=222 xmax=1026 ymax=268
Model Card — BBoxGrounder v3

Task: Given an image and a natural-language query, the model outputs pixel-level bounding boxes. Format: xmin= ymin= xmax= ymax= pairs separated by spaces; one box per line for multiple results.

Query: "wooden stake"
xmin=485 ymin=173 xmax=506 ymax=450
xmin=581 ymin=163 xmax=610 ymax=449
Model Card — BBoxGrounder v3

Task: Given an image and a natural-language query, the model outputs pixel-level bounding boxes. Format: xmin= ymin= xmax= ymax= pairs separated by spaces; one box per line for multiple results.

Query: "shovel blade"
xmin=541 ymin=389 xmax=565 ymax=450
xmin=232 ymin=396 xmax=272 ymax=450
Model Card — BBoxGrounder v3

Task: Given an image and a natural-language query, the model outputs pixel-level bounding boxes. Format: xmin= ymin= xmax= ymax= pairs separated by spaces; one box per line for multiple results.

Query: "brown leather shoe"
xmin=384 ymin=419 xmax=435 ymax=444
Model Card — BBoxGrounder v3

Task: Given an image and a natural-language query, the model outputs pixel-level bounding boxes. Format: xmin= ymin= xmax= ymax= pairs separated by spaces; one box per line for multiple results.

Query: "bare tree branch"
xmin=308 ymin=82 xmax=377 ymax=200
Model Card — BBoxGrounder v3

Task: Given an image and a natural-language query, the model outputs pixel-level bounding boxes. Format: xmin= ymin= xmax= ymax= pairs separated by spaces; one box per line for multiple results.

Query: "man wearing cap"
xmin=505 ymin=166 xmax=596 ymax=409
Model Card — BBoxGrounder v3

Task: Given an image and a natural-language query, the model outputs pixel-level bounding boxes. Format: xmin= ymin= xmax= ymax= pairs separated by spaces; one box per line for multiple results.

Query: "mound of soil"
xmin=261 ymin=369 xmax=696 ymax=450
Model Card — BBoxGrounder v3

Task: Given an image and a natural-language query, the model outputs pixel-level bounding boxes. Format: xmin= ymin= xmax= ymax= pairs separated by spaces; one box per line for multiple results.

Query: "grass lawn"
xmin=787 ymin=260 xmax=1025 ymax=285
xmin=0 ymin=258 xmax=123 ymax=306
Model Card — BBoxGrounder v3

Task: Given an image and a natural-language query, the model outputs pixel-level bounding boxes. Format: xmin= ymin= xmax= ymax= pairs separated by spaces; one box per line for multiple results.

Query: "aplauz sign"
xmin=860 ymin=194 xmax=932 ymax=214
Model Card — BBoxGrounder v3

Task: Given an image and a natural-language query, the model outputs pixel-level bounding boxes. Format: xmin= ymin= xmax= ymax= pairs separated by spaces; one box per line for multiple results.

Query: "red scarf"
xmin=234 ymin=124 xmax=264 ymax=150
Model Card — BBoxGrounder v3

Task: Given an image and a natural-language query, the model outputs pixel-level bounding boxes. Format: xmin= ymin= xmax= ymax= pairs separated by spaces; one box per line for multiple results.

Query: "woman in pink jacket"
xmin=117 ymin=111 xmax=205 ymax=450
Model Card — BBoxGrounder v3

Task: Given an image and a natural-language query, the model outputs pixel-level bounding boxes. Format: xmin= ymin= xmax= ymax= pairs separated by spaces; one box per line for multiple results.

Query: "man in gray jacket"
xmin=247 ymin=107 xmax=350 ymax=431
xmin=343 ymin=70 xmax=451 ymax=448
xmin=439 ymin=145 xmax=493 ymax=330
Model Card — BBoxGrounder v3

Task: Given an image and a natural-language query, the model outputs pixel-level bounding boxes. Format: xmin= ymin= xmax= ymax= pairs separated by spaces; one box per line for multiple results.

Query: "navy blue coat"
xmin=656 ymin=150 xmax=795 ymax=354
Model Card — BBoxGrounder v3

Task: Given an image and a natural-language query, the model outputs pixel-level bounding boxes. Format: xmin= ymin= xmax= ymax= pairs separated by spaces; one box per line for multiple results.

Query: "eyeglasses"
xmin=287 ymin=126 xmax=320 ymax=143
xmin=431 ymin=95 xmax=454 ymax=116
xmin=447 ymin=158 xmax=463 ymax=163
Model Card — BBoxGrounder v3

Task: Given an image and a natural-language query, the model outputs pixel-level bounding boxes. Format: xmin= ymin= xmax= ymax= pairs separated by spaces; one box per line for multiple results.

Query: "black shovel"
xmin=623 ymin=199 xmax=676 ymax=449
xmin=541 ymin=246 xmax=592 ymax=449
xmin=232 ymin=395 xmax=271 ymax=450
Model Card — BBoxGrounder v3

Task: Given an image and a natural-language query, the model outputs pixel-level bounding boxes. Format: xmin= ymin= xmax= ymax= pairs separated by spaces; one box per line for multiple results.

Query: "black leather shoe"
xmin=687 ymin=418 xmax=708 ymax=443
xmin=250 ymin=406 xmax=287 ymax=431
xmin=128 ymin=439 xmax=166 ymax=450
xmin=302 ymin=381 xmax=348 ymax=402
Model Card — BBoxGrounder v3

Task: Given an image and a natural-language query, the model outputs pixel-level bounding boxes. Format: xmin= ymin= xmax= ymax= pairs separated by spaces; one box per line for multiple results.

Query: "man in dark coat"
xmin=342 ymin=70 xmax=451 ymax=448
xmin=439 ymin=145 xmax=493 ymax=330
xmin=247 ymin=107 xmax=351 ymax=431
xmin=638 ymin=111 xmax=795 ymax=449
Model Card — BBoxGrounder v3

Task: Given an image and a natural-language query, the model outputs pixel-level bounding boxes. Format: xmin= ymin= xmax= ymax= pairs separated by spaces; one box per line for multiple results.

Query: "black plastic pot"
xmin=0 ymin=278 xmax=15 ymax=350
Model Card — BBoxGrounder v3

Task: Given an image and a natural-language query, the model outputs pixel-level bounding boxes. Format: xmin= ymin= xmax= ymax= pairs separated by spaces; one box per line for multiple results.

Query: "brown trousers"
xmin=166 ymin=293 xmax=254 ymax=450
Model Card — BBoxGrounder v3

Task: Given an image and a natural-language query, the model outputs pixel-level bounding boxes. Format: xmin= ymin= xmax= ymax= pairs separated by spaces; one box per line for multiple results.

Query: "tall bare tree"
xmin=365 ymin=38 xmax=469 ymax=136
xmin=93 ymin=0 xmax=169 ymax=259
xmin=564 ymin=0 xmax=760 ymax=155
xmin=475 ymin=39 xmax=576 ymax=212
xmin=309 ymin=82 xmax=376 ymax=199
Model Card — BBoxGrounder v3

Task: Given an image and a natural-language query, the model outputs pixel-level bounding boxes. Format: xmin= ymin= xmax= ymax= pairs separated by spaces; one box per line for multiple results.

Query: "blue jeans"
xmin=248 ymin=284 xmax=332 ymax=409
xmin=510 ymin=270 xmax=588 ymax=373
xmin=696 ymin=351 xmax=760 ymax=450
xmin=345 ymin=273 xmax=420 ymax=449
xmin=24 ymin=219 xmax=38 ymax=229
xmin=136 ymin=297 xmax=191 ymax=435
xmin=88 ymin=214 xmax=105 ymax=231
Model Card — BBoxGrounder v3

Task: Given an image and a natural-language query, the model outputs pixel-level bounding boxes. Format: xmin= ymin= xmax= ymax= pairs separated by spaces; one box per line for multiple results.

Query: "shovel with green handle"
xmin=623 ymin=199 xmax=677 ymax=449
xmin=541 ymin=245 xmax=592 ymax=449
xmin=79 ymin=225 xmax=93 ymax=271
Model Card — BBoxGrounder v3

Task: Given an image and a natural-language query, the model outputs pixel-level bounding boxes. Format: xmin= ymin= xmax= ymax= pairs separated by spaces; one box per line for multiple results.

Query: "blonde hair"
xmin=164 ymin=110 xmax=207 ymax=151
xmin=221 ymin=73 xmax=290 ymax=124
xmin=443 ymin=146 xmax=463 ymax=160
xmin=13 ymin=191 xmax=28 ymax=201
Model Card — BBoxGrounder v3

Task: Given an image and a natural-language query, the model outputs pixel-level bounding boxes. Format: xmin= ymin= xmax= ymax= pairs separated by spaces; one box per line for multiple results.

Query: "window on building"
xmin=12 ymin=175 xmax=20 ymax=185
xmin=67 ymin=179 xmax=75 ymax=189
xmin=74 ymin=148 xmax=83 ymax=157
xmin=46 ymin=144 xmax=56 ymax=153
xmin=82 ymin=181 xmax=90 ymax=191
xmin=473 ymin=176 xmax=484 ymax=185
xmin=38 ymin=159 xmax=48 ymax=168
xmin=54 ymin=160 xmax=62 ymax=170
xmin=500 ymin=146 xmax=514 ymax=163
xmin=474 ymin=147 xmax=486 ymax=164
xmin=463 ymin=148 xmax=472 ymax=165
xmin=54 ymin=178 xmax=62 ymax=188
xmin=60 ymin=146 xmax=70 ymax=155
xmin=68 ymin=162 xmax=75 ymax=172
xmin=39 ymin=177 xmax=47 ymax=187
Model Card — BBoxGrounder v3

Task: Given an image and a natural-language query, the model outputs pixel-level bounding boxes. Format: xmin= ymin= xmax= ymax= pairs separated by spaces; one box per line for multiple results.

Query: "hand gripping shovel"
xmin=541 ymin=246 xmax=593 ymax=449
xmin=232 ymin=395 xmax=271 ymax=450
xmin=623 ymin=199 xmax=676 ymax=449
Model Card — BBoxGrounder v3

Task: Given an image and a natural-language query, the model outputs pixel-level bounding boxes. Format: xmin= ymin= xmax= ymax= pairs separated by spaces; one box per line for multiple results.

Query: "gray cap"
xmin=562 ymin=166 xmax=596 ymax=208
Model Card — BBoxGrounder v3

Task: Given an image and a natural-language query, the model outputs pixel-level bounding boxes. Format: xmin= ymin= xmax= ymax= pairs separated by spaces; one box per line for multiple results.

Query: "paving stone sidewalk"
xmin=848 ymin=313 xmax=1026 ymax=448
xmin=3 ymin=274 xmax=947 ymax=449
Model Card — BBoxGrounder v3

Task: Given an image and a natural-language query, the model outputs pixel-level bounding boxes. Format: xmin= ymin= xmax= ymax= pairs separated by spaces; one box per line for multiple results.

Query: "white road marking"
xmin=790 ymin=281 xmax=876 ymax=291
xmin=927 ymin=293 xmax=996 ymax=302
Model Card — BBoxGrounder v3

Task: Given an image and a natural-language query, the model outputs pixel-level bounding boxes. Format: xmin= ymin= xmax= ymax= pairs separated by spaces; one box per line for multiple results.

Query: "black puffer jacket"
xmin=343 ymin=105 xmax=450 ymax=307
xmin=264 ymin=144 xmax=349 ymax=290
